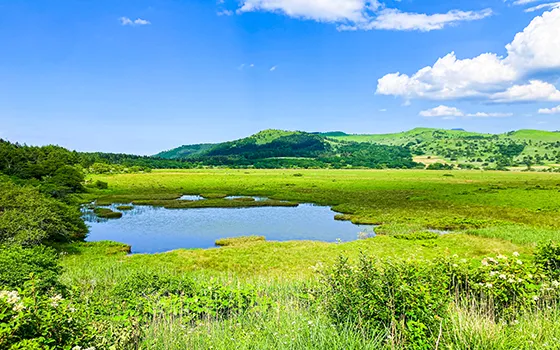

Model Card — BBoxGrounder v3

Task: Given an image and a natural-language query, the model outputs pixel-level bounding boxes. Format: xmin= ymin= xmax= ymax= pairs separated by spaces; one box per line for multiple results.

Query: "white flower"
xmin=72 ymin=346 xmax=82 ymax=350
xmin=486 ymin=283 xmax=493 ymax=288
xmin=50 ymin=294 xmax=63 ymax=308
xmin=490 ymin=271 xmax=498 ymax=277
xmin=497 ymin=254 xmax=507 ymax=260
xmin=513 ymin=252 xmax=520 ymax=257
xmin=533 ymin=296 xmax=539 ymax=302
xmin=552 ymin=281 xmax=560 ymax=288
xmin=508 ymin=278 xmax=515 ymax=283
xmin=499 ymin=274 xmax=507 ymax=280
xmin=516 ymin=260 xmax=523 ymax=265
xmin=12 ymin=302 xmax=25 ymax=312
xmin=482 ymin=259 xmax=489 ymax=266
xmin=0 ymin=291 xmax=20 ymax=305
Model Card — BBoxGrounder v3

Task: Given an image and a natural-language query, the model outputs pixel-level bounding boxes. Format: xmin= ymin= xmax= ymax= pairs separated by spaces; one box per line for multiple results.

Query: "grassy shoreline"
xmin=55 ymin=169 xmax=560 ymax=348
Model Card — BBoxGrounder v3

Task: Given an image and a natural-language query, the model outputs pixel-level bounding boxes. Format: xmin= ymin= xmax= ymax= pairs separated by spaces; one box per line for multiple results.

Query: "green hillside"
xmin=328 ymin=128 xmax=560 ymax=169
xmin=156 ymin=128 xmax=560 ymax=170
xmin=155 ymin=129 xmax=419 ymax=169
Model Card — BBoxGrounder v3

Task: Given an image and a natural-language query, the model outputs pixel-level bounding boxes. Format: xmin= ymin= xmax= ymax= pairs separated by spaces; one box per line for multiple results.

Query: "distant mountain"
xmin=157 ymin=128 xmax=560 ymax=169
xmin=327 ymin=128 xmax=560 ymax=167
xmin=155 ymin=129 xmax=419 ymax=169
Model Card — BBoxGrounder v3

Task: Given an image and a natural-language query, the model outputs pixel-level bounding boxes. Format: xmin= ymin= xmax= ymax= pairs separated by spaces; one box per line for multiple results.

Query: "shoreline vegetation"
xmin=1 ymin=136 xmax=559 ymax=348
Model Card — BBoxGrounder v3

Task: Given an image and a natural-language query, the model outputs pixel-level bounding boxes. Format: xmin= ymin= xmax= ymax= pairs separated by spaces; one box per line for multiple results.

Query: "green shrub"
xmin=0 ymin=245 xmax=61 ymax=292
xmin=0 ymin=282 xmax=95 ymax=349
xmin=468 ymin=253 xmax=560 ymax=319
xmin=0 ymin=180 xmax=88 ymax=245
xmin=94 ymin=180 xmax=108 ymax=189
xmin=320 ymin=256 xmax=452 ymax=348
xmin=393 ymin=231 xmax=439 ymax=240
xmin=534 ymin=241 xmax=560 ymax=280
xmin=215 ymin=236 xmax=266 ymax=246
xmin=111 ymin=272 xmax=265 ymax=321
xmin=427 ymin=163 xmax=454 ymax=170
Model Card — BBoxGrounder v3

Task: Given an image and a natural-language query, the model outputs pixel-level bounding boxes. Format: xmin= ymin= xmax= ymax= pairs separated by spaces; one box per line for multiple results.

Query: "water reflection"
xmin=84 ymin=203 xmax=375 ymax=254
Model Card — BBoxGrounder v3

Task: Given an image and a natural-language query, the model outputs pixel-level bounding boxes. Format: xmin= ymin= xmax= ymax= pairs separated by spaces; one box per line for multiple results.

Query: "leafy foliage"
xmin=0 ymin=245 xmax=61 ymax=292
xmin=0 ymin=179 xmax=87 ymax=245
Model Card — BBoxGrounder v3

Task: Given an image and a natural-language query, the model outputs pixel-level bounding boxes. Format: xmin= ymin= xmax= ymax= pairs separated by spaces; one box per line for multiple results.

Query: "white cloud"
xmin=238 ymin=0 xmax=373 ymax=22
xmin=120 ymin=17 xmax=151 ymax=26
xmin=512 ymin=0 xmax=543 ymax=5
xmin=525 ymin=2 xmax=560 ymax=12
xmin=235 ymin=0 xmax=491 ymax=31
xmin=491 ymin=80 xmax=560 ymax=102
xmin=420 ymin=105 xmax=513 ymax=118
xmin=538 ymin=105 xmax=560 ymax=114
xmin=348 ymin=8 xmax=492 ymax=32
xmin=218 ymin=10 xmax=234 ymax=16
xmin=270 ymin=65 xmax=277 ymax=71
xmin=377 ymin=8 xmax=560 ymax=103
xmin=504 ymin=9 xmax=560 ymax=72
xmin=420 ymin=105 xmax=464 ymax=117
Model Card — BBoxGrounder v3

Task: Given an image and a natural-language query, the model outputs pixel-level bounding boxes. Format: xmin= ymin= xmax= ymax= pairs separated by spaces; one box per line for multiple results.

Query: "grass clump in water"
xmin=116 ymin=205 xmax=134 ymax=211
xmin=93 ymin=207 xmax=122 ymax=219
xmin=131 ymin=199 xmax=298 ymax=209
xmin=215 ymin=236 xmax=266 ymax=247
xmin=201 ymin=193 xmax=228 ymax=199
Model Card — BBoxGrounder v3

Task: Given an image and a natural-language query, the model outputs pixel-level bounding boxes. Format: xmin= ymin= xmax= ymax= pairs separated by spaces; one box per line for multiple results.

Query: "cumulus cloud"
xmin=491 ymin=81 xmax=560 ymax=102
xmin=538 ymin=105 xmax=560 ymax=114
xmin=376 ymin=8 xmax=560 ymax=103
xmin=120 ymin=17 xmax=151 ymax=26
xmin=235 ymin=0 xmax=491 ymax=31
xmin=270 ymin=65 xmax=277 ymax=71
xmin=419 ymin=105 xmax=513 ymax=118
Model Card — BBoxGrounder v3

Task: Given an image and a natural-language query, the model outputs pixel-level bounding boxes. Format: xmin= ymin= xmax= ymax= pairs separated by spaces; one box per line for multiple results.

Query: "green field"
xmin=3 ymin=168 xmax=559 ymax=349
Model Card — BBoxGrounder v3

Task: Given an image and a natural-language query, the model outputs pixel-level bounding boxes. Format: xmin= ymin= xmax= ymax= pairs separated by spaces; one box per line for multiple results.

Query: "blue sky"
xmin=1 ymin=0 xmax=559 ymax=154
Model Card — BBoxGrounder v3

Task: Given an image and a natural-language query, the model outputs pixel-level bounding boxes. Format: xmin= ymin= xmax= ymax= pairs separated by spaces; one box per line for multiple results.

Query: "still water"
xmin=84 ymin=203 xmax=374 ymax=254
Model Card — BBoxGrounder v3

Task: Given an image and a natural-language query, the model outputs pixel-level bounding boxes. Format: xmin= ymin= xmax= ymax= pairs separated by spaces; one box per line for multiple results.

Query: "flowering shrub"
xmin=0 ymin=284 xmax=92 ymax=349
xmin=319 ymin=251 xmax=560 ymax=348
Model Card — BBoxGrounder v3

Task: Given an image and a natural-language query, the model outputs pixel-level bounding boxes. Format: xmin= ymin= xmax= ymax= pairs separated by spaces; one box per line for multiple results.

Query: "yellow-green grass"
xmin=60 ymin=233 xmax=529 ymax=283
xmin=215 ymin=236 xmax=266 ymax=247
xmin=85 ymin=169 xmax=560 ymax=243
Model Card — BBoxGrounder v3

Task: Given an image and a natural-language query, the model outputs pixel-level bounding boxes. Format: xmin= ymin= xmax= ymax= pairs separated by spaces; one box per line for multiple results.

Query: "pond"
xmin=84 ymin=203 xmax=375 ymax=254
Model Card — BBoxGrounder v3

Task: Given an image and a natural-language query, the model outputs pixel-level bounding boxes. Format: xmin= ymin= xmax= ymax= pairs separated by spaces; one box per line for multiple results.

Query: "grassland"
xmin=59 ymin=169 xmax=560 ymax=348
xmin=329 ymin=128 xmax=560 ymax=168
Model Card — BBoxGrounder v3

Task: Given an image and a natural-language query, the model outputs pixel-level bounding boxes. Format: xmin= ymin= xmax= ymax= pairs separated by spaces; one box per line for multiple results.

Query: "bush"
xmin=0 ymin=283 xmax=93 ymax=349
xmin=427 ymin=163 xmax=454 ymax=170
xmin=0 ymin=245 xmax=62 ymax=292
xmin=320 ymin=256 xmax=452 ymax=348
xmin=0 ymin=180 xmax=88 ymax=245
xmin=534 ymin=241 xmax=560 ymax=280
xmin=111 ymin=272 xmax=265 ymax=321
xmin=94 ymin=180 xmax=108 ymax=189
xmin=469 ymin=252 xmax=560 ymax=318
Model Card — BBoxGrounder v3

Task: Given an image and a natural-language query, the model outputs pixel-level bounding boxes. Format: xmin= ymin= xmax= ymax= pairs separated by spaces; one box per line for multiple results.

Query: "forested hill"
xmin=155 ymin=129 xmax=420 ymax=169
xmin=325 ymin=128 xmax=560 ymax=169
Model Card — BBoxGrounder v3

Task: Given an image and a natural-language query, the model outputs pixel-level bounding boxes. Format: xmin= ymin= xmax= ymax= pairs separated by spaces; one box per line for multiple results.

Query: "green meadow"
xmin=41 ymin=169 xmax=556 ymax=348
